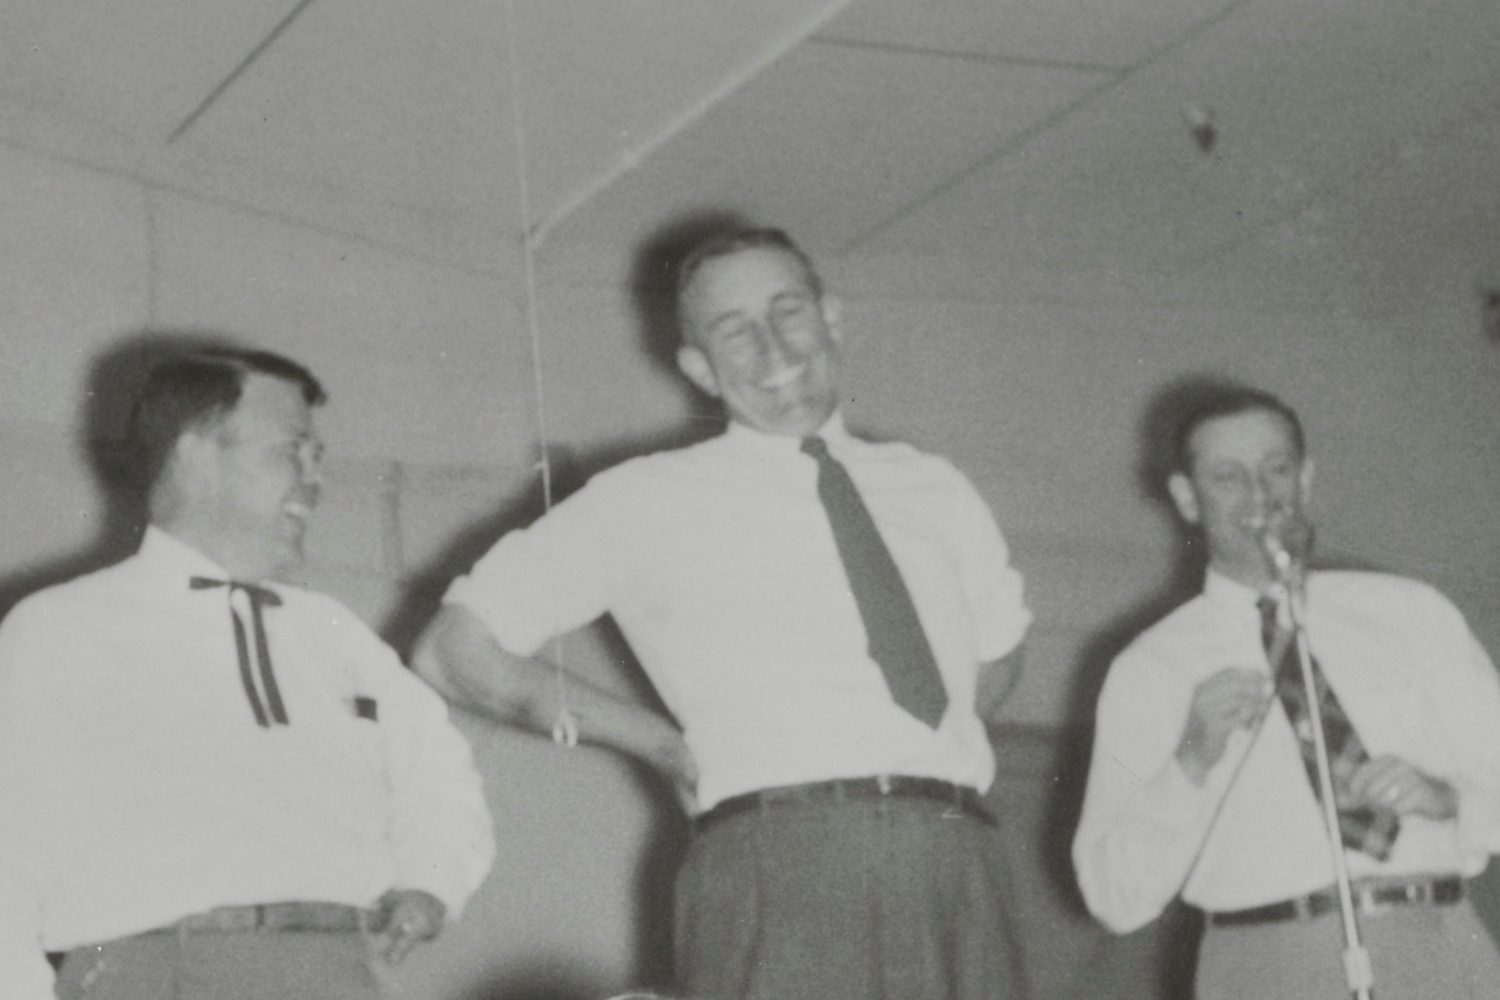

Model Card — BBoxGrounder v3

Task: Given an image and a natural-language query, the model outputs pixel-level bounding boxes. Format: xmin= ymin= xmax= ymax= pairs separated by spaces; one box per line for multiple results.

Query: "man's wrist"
xmin=1175 ymin=744 xmax=1212 ymax=787
xmin=1424 ymin=774 xmax=1460 ymax=821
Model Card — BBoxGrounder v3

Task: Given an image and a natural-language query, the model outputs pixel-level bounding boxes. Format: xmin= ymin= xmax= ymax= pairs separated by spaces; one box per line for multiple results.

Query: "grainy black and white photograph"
xmin=1 ymin=2 xmax=1497 ymax=999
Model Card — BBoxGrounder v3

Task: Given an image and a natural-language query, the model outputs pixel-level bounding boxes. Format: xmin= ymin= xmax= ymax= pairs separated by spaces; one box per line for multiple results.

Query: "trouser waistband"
xmin=173 ymin=901 xmax=380 ymax=934
xmin=1207 ymin=875 xmax=1464 ymax=927
xmin=693 ymin=775 xmax=995 ymax=835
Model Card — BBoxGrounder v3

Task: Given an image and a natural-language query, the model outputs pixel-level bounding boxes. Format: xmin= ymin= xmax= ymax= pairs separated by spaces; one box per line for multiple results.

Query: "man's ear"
xmin=676 ymin=344 xmax=721 ymax=398
xmin=167 ymin=429 xmax=216 ymax=493
xmin=1298 ymin=455 xmax=1315 ymax=507
xmin=1167 ymin=472 xmax=1201 ymax=525
xmin=821 ymin=294 xmax=845 ymax=346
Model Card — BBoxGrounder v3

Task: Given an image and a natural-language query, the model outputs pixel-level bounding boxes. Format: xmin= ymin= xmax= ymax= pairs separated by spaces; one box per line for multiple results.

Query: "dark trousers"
xmin=1196 ymin=896 xmax=1500 ymax=1000
xmin=674 ymin=794 xmax=1029 ymax=1000
xmin=54 ymin=928 xmax=382 ymax=1000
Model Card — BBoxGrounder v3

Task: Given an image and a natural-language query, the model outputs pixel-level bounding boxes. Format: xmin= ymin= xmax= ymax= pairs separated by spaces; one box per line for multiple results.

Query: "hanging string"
xmin=502 ymin=0 xmax=577 ymax=748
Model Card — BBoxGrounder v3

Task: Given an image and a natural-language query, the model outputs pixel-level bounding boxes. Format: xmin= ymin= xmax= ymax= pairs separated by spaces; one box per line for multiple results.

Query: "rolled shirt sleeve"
xmin=1071 ymin=647 xmax=1231 ymax=933
xmin=0 ymin=859 xmax=53 ymax=1000
xmin=1412 ymin=589 xmax=1500 ymax=856
xmin=1073 ymin=571 xmax=1500 ymax=933
xmin=0 ymin=600 xmax=79 ymax=998
xmin=946 ymin=465 xmax=1031 ymax=662
xmin=444 ymin=472 xmax=635 ymax=658
xmin=338 ymin=605 xmax=495 ymax=917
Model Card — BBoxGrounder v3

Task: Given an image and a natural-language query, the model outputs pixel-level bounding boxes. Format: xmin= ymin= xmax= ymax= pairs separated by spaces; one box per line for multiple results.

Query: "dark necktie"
xmin=191 ymin=577 xmax=290 ymax=727
xmin=802 ymin=436 xmax=947 ymax=727
xmin=1258 ymin=595 xmax=1398 ymax=859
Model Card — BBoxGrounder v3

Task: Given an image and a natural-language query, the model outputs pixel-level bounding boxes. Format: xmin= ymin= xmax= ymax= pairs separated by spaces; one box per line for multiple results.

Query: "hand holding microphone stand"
xmin=1261 ymin=516 xmax=1375 ymax=999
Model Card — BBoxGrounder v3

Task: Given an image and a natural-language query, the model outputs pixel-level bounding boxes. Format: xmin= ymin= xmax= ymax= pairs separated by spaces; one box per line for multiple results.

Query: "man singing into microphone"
xmin=1072 ymin=384 xmax=1500 ymax=999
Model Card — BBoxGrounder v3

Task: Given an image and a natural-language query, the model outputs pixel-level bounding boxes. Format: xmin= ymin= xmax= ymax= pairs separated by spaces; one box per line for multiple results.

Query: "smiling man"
xmin=0 ymin=347 xmax=493 ymax=1000
xmin=1072 ymin=384 xmax=1500 ymax=999
xmin=414 ymin=227 xmax=1033 ymax=1000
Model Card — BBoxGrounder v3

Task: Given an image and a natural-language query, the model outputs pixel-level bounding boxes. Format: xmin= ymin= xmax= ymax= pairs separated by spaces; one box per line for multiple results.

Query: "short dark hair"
xmin=126 ymin=347 xmax=325 ymax=491
xmin=1171 ymin=384 xmax=1305 ymax=474
xmin=675 ymin=226 xmax=824 ymax=307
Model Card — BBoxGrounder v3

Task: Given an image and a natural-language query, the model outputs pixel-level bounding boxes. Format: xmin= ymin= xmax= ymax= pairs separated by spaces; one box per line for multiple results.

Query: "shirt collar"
xmin=1203 ymin=567 xmax=1271 ymax=609
xmin=721 ymin=410 xmax=851 ymax=455
xmin=138 ymin=525 xmax=239 ymax=583
xmin=1203 ymin=565 xmax=1298 ymax=622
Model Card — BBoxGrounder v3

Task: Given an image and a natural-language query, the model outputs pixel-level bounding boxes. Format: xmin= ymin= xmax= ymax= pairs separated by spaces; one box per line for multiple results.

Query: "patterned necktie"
xmin=1257 ymin=595 xmax=1398 ymax=859
xmin=802 ymin=436 xmax=947 ymax=727
xmin=190 ymin=577 xmax=290 ymax=727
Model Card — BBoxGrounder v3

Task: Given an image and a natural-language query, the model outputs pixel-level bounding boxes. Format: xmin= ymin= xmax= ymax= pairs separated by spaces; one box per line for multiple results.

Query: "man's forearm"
xmin=412 ymin=606 xmax=691 ymax=783
xmin=976 ymin=646 xmax=1025 ymax=727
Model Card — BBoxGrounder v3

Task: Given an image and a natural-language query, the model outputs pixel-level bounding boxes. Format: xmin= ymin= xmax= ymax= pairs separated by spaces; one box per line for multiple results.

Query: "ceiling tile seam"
xmin=0 ymin=95 xmax=506 ymax=233
xmin=836 ymin=277 xmax=1345 ymax=314
xmin=0 ymin=131 xmax=513 ymax=281
xmin=807 ymin=34 xmax=1127 ymax=74
xmin=167 ymin=0 xmax=320 ymax=144
xmin=145 ymin=184 xmax=161 ymax=325
xmin=1178 ymin=100 xmax=1500 ymax=278
xmin=838 ymin=0 xmax=1257 ymax=256
xmin=530 ymin=0 xmax=866 ymax=247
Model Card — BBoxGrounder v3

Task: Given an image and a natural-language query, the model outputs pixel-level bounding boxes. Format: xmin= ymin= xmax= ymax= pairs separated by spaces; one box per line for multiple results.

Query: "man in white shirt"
xmin=1072 ymin=384 xmax=1500 ymax=999
xmin=0 ymin=347 xmax=493 ymax=1000
xmin=414 ymin=227 xmax=1032 ymax=1000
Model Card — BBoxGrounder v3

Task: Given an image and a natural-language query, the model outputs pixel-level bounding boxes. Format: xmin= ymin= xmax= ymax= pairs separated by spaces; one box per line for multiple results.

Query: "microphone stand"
xmin=1269 ymin=545 xmax=1374 ymax=1000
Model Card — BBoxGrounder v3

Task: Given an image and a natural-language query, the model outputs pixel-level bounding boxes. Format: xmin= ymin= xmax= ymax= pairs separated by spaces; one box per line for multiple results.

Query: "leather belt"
xmin=1208 ymin=876 xmax=1464 ymax=927
xmin=693 ymin=775 xmax=995 ymax=836
xmin=175 ymin=901 xmax=380 ymax=934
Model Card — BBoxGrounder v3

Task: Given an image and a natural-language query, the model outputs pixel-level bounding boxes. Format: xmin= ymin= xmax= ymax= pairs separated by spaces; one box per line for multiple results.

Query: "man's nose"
xmin=1245 ymin=475 xmax=1273 ymax=520
xmin=299 ymin=447 xmax=325 ymax=492
xmin=756 ymin=323 xmax=796 ymax=367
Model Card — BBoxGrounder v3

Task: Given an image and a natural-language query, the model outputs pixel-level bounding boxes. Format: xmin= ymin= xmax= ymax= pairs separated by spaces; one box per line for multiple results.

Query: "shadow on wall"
xmin=385 ymin=204 xmax=762 ymax=658
xmin=381 ymin=441 xmax=692 ymax=994
xmin=450 ymin=957 xmax=611 ymax=1000
xmin=1018 ymin=373 xmax=1275 ymax=1000
xmin=1024 ymin=371 xmax=1422 ymax=1000
xmin=381 ymin=211 xmax=786 ymax=996
xmin=626 ymin=206 xmax=755 ymax=381
xmin=0 ymin=329 xmax=248 ymax=621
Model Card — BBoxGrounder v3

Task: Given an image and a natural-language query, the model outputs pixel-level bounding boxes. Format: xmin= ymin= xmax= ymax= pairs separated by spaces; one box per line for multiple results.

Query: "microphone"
xmin=1256 ymin=506 xmax=1313 ymax=584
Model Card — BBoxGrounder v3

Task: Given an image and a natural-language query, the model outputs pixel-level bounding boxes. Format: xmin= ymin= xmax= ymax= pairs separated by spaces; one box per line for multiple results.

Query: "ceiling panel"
xmin=543 ymin=39 xmax=1106 ymax=258
xmin=0 ymin=0 xmax=1494 ymax=314
xmin=513 ymin=0 xmax=860 ymax=225
xmin=857 ymin=0 xmax=1500 ymax=288
xmin=1203 ymin=106 xmax=1500 ymax=309
xmin=0 ymin=1 xmax=299 ymax=137
xmin=819 ymin=0 xmax=1239 ymax=67
xmin=0 ymin=0 xmax=856 ymax=270
xmin=174 ymin=0 xmax=512 ymax=225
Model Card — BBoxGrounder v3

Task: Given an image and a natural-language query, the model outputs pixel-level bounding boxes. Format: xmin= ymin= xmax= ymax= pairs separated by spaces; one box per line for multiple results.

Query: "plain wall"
xmin=2 ymin=139 xmax=1498 ymax=998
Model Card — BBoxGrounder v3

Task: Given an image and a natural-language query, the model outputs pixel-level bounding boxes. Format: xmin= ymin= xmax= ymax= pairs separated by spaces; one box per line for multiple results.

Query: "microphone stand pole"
xmin=1274 ymin=554 xmax=1374 ymax=1000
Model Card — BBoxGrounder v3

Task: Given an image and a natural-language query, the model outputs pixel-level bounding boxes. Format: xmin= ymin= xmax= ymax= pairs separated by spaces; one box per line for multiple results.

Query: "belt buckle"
xmin=1358 ymin=884 xmax=1391 ymax=917
xmin=876 ymin=774 xmax=892 ymax=795
xmin=1356 ymin=881 xmax=1418 ymax=917
xmin=941 ymin=785 xmax=966 ymax=821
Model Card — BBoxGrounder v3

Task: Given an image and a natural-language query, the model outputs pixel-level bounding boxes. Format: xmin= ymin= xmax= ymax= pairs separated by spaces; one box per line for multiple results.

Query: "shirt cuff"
xmin=1452 ymin=776 xmax=1500 ymax=856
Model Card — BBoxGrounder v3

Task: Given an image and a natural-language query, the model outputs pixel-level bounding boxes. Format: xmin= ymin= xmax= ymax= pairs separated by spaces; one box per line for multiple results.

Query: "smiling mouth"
xmin=282 ymin=501 xmax=314 ymax=525
xmin=758 ymin=364 xmax=806 ymax=391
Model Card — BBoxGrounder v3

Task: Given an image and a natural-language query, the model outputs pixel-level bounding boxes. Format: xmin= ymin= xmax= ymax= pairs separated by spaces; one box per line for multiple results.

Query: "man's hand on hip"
xmin=374 ymin=888 xmax=446 ymax=964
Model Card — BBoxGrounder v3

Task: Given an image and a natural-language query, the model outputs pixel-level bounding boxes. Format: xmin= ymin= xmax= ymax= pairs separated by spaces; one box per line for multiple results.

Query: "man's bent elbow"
xmin=411 ymin=608 xmax=463 ymax=697
xmin=416 ymin=606 xmax=547 ymax=729
xmin=1072 ymin=842 xmax=1162 ymax=936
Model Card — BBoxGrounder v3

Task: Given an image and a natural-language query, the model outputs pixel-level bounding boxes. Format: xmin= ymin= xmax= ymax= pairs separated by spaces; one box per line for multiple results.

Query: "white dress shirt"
xmin=1073 ymin=569 xmax=1500 ymax=933
xmin=446 ymin=414 xmax=1031 ymax=810
xmin=0 ymin=527 xmax=493 ymax=998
